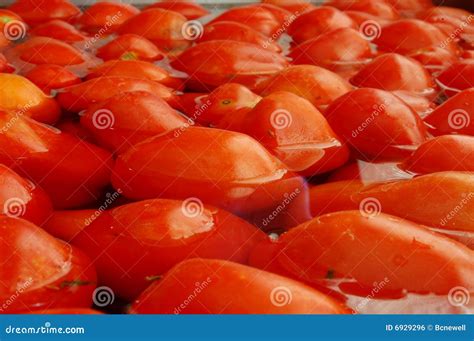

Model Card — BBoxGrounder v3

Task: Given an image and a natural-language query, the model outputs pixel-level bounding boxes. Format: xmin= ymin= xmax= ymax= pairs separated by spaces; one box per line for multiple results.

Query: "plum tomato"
xmin=0 ymin=112 xmax=113 ymax=209
xmin=261 ymin=0 xmax=316 ymax=14
xmin=29 ymin=308 xmax=102 ymax=314
xmin=403 ymin=135 xmax=474 ymax=174
xmin=80 ymin=91 xmax=187 ymax=154
xmin=171 ymin=40 xmax=288 ymax=91
xmin=76 ymin=1 xmax=139 ymax=34
xmin=143 ymin=1 xmax=209 ymax=20
xmin=8 ymin=0 xmax=81 ymax=26
xmin=72 ymin=199 xmax=266 ymax=300
xmin=241 ymin=91 xmax=349 ymax=175
xmin=287 ymin=6 xmax=357 ymax=44
xmin=56 ymin=76 xmax=177 ymax=112
xmin=0 ymin=53 xmax=15 ymax=73
xmin=0 ymin=164 xmax=52 ymax=226
xmin=258 ymin=65 xmax=352 ymax=110
xmin=0 ymin=216 xmax=96 ymax=313
xmin=29 ymin=19 xmax=87 ymax=43
xmin=436 ymin=60 xmax=474 ymax=96
xmin=326 ymin=0 xmax=400 ymax=20
xmin=43 ymin=209 xmax=96 ymax=242
xmin=325 ymin=88 xmax=428 ymax=160
xmin=130 ymin=259 xmax=349 ymax=314
xmin=24 ymin=64 xmax=81 ymax=94
xmin=328 ymin=160 xmax=412 ymax=183
xmin=96 ymin=34 xmax=166 ymax=62
xmin=85 ymin=59 xmax=183 ymax=90
xmin=0 ymin=73 xmax=61 ymax=124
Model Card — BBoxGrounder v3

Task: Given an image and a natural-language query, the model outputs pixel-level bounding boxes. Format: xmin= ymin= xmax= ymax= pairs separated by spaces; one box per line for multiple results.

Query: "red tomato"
xmin=436 ymin=60 xmax=474 ymax=96
xmin=13 ymin=37 xmax=90 ymax=66
xmin=350 ymin=53 xmax=435 ymax=95
xmin=0 ymin=74 xmax=61 ymax=124
xmin=0 ymin=112 xmax=113 ymax=209
xmin=328 ymin=161 xmax=412 ymax=183
xmin=392 ymin=90 xmax=435 ymax=118
xmin=80 ymin=91 xmax=187 ymax=153
xmin=24 ymin=64 xmax=81 ymax=94
xmin=73 ymin=199 xmax=266 ymax=300
xmin=259 ymin=65 xmax=353 ymax=110
xmin=325 ymin=88 xmax=428 ymax=160
xmin=55 ymin=117 xmax=96 ymax=143
xmin=76 ymin=1 xmax=139 ymax=34
xmin=85 ymin=59 xmax=183 ymax=90
xmin=130 ymin=259 xmax=349 ymax=314
xmin=29 ymin=308 xmax=102 ymax=314
xmin=199 ymin=21 xmax=281 ymax=52
xmin=0 ymin=217 xmax=96 ymax=313
xmin=241 ymin=91 xmax=349 ymax=175
xmin=417 ymin=6 xmax=472 ymax=21
xmin=273 ymin=211 xmax=474 ymax=295
xmin=117 ymin=8 xmax=191 ymax=54
xmin=96 ymin=34 xmax=165 ymax=62
xmin=143 ymin=1 xmax=209 ymax=20
xmin=327 ymin=0 xmax=400 ymax=20
xmin=401 ymin=135 xmax=474 ymax=174
xmin=0 ymin=53 xmax=15 ymax=73
xmin=344 ymin=10 xmax=392 ymax=26
xmin=173 ymin=92 xmax=208 ymax=117
xmin=0 ymin=164 xmax=52 ymax=225
xmin=43 ymin=209 xmax=96 ymax=242
xmin=171 ymin=40 xmax=288 ymax=91
xmin=261 ymin=0 xmax=316 ymax=14
xmin=288 ymin=6 xmax=357 ymax=44
xmin=56 ymin=76 xmax=177 ymax=112
xmin=386 ymin=0 xmax=433 ymax=14
xmin=424 ymin=88 xmax=474 ymax=136
xmin=8 ymin=0 xmax=81 ymax=26
xmin=289 ymin=28 xmax=373 ymax=75
xmin=30 ymin=19 xmax=87 ymax=43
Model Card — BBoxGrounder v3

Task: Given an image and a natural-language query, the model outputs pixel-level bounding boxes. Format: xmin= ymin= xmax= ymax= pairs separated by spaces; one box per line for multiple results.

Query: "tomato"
xmin=259 ymin=65 xmax=352 ymax=111
xmin=117 ymin=8 xmax=191 ymax=54
xmin=424 ymin=88 xmax=474 ymax=136
xmin=241 ymin=91 xmax=349 ymax=175
xmin=43 ymin=209 xmax=96 ymax=242
xmin=96 ymin=34 xmax=165 ymax=62
xmin=417 ymin=6 xmax=472 ymax=21
xmin=8 ymin=0 xmax=81 ymax=26
xmin=143 ymin=1 xmax=209 ymax=20
xmin=392 ymin=90 xmax=435 ymax=118
xmin=171 ymin=40 xmax=288 ymax=91
xmin=209 ymin=5 xmax=287 ymax=37
xmin=289 ymin=28 xmax=373 ymax=75
xmin=401 ymin=135 xmax=474 ymax=174
xmin=0 ymin=53 xmax=14 ymax=73
xmin=85 ymin=59 xmax=183 ymax=90
xmin=55 ymin=117 xmax=96 ymax=143
xmin=328 ymin=161 xmax=412 ymax=183
xmin=0 ymin=164 xmax=52 ymax=225
xmin=325 ymin=88 xmax=428 ymax=160
xmin=0 ymin=217 xmax=96 ymax=313
xmin=13 ymin=37 xmax=90 ymax=66
xmin=0 ymin=112 xmax=113 ymax=209
xmin=76 ymin=2 xmax=139 ymax=34
xmin=327 ymin=0 xmax=400 ymax=20
xmin=29 ymin=308 xmax=102 ymax=314
xmin=173 ymin=92 xmax=208 ymax=117
xmin=0 ymin=74 xmax=61 ymax=124
xmin=130 ymin=259 xmax=349 ymax=314
xmin=343 ymin=10 xmax=392 ymax=26
xmin=80 ymin=91 xmax=187 ymax=154
xmin=199 ymin=21 xmax=281 ymax=52
xmin=436 ymin=60 xmax=474 ymax=96
xmin=30 ymin=19 xmax=87 ymax=43
xmin=271 ymin=211 xmax=474 ymax=295
xmin=350 ymin=53 xmax=435 ymax=95
xmin=261 ymin=0 xmax=316 ymax=14
xmin=193 ymin=83 xmax=261 ymax=129
xmin=73 ymin=199 xmax=266 ymax=300
xmin=386 ymin=0 xmax=433 ymax=14
xmin=24 ymin=64 xmax=81 ymax=94
xmin=288 ymin=6 xmax=357 ymax=44
xmin=56 ymin=76 xmax=177 ymax=112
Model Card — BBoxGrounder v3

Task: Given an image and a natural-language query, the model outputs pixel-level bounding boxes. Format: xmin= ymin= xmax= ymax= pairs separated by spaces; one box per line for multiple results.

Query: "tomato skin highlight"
xmin=130 ymin=259 xmax=349 ymax=314
xmin=96 ymin=34 xmax=165 ymax=62
xmin=0 ymin=217 xmax=96 ymax=313
xmin=73 ymin=199 xmax=266 ymax=300
xmin=24 ymin=64 xmax=81 ymax=94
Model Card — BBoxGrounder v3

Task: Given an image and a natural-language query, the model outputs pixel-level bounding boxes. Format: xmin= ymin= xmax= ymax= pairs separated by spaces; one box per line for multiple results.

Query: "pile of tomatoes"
xmin=0 ymin=0 xmax=473 ymax=315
